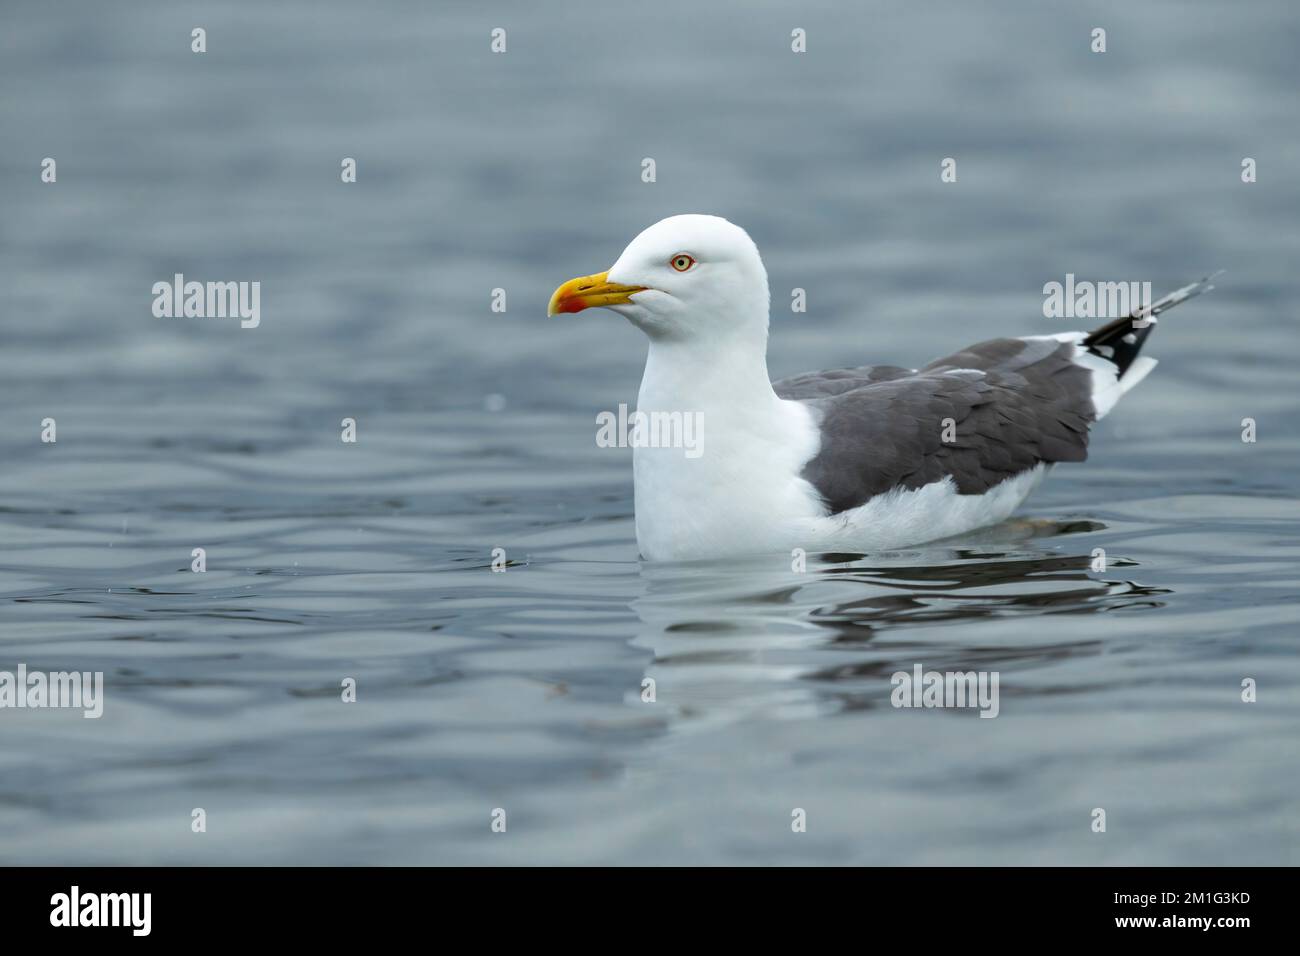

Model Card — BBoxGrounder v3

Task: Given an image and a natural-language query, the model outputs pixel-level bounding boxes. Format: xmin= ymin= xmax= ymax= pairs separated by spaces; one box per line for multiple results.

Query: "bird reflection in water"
xmin=627 ymin=518 xmax=1172 ymax=724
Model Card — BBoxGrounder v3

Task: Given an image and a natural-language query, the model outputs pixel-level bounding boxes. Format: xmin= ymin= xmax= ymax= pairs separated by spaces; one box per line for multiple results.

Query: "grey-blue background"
xmin=1 ymin=0 xmax=1297 ymax=863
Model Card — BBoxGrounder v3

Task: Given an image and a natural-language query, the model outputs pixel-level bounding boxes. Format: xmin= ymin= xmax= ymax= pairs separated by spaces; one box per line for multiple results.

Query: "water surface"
xmin=2 ymin=0 xmax=1298 ymax=864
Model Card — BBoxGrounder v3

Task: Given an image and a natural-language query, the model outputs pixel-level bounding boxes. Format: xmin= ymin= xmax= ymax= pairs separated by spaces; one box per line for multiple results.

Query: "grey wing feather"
xmin=774 ymin=364 xmax=914 ymax=398
xmin=773 ymin=338 xmax=1095 ymax=515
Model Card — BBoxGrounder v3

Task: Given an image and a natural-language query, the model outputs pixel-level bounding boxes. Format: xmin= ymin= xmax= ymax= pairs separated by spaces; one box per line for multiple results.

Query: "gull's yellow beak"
xmin=547 ymin=271 xmax=647 ymax=316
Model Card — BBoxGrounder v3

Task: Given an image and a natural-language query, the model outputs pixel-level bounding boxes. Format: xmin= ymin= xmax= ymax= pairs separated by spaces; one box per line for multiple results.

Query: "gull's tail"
xmin=1083 ymin=271 xmax=1222 ymax=378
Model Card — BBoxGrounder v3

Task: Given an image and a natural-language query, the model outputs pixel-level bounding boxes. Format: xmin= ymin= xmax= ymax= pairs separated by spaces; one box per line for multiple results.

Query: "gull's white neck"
xmin=638 ymin=332 xmax=777 ymax=412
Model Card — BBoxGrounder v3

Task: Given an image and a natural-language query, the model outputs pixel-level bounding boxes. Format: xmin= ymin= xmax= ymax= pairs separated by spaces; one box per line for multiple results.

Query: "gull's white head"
xmin=548 ymin=214 xmax=770 ymax=342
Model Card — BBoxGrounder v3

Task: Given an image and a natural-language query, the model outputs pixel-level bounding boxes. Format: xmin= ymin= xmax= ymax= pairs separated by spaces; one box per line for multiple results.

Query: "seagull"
xmin=548 ymin=214 xmax=1216 ymax=561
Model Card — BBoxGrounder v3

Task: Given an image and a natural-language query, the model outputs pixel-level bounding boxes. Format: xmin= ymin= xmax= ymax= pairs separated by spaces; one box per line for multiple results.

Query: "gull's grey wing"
xmin=774 ymin=364 xmax=915 ymax=398
xmin=773 ymin=337 xmax=1096 ymax=515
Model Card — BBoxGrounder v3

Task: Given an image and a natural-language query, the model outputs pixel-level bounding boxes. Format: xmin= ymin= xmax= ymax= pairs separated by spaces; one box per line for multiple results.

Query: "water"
xmin=2 ymin=0 xmax=1298 ymax=864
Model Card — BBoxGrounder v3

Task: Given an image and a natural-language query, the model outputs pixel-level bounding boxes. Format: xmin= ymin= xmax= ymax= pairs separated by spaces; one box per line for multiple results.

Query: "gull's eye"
xmin=670 ymin=254 xmax=695 ymax=272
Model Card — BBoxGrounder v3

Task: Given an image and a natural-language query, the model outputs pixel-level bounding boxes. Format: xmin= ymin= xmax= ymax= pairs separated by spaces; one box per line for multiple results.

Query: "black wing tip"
xmin=1082 ymin=271 xmax=1221 ymax=374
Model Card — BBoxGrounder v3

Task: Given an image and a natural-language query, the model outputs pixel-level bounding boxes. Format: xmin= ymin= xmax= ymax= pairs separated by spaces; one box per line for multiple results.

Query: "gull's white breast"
xmin=633 ymin=396 xmax=824 ymax=561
